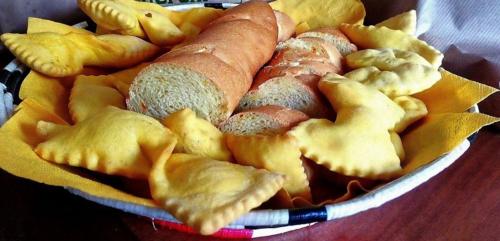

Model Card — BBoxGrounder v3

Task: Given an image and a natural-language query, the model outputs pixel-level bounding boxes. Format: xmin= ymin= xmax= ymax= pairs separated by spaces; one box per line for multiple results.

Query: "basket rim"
xmin=67 ymin=2 xmax=480 ymax=231
xmin=2 ymin=2 xmax=481 ymax=238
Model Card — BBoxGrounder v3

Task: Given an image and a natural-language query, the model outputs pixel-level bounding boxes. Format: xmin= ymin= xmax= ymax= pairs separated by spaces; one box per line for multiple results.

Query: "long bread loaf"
xmin=238 ymin=28 xmax=354 ymax=118
xmin=128 ymin=1 xmax=278 ymax=125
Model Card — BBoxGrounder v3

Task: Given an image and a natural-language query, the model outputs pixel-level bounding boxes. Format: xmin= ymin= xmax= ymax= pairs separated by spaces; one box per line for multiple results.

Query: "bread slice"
xmin=238 ymin=75 xmax=330 ymax=118
xmin=297 ymin=28 xmax=357 ymax=56
xmin=298 ymin=37 xmax=343 ymax=68
xmin=274 ymin=10 xmax=295 ymax=42
xmin=220 ymin=105 xmax=309 ymax=135
xmin=268 ymin=47 xmax=330 ymax=66
xmin=254 ymin=60 xmax=340 ymax=85
xmin=275 ymin=38 xmax=342 ymax=65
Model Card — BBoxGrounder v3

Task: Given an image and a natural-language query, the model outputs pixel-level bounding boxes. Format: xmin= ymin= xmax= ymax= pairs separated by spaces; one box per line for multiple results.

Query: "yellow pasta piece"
xmin=175 ymin=7 xmax=223 ymax=30
xmin=162 ymin=109 xmax=231 ymax=162
xmin=375 ymin=10 xmax=416 ymax=35
xmin=289 ymin=74 xmax=404 ymax=179
xmin=290 ymin=118 xmax=401 ymax=179
xmin=68 ymin=63 xmax=147 ymax=123
xmin=1 ymin=99 xmax=68 ymax=147
xmin=78 ymin=0 xmax=221 ymax=45
xmin=149 ymin=153 xmax=284 ymax=235
xmin=321 ymin=74 xmax=406 ymax=129
xmin=35 ymin=106 xmax=177 ymax=179
xmin=1 ymin=32 xmax=159 ymax=77
xmin=346 ymin=48 xmax=433 ymax=68
xmin=127 ymin=0 xmax=182 ymax=25
xmin=390 ymin=131 xmax=405 ymax=161
xmin=391 ymin=96 xmax=428 ymax=133
xmin=27 ymin=17 xmax=93 ymax=35
xmin=95 ymin=25 xmax=114 ymax=35
xmin=104 ymin=63 xmax=149 ymax=97
xmin=137 ymin=10 xmax=184 ymax=46
xmin=340 ymin=23 xmax=443 ymax=68
xmin=178 ymin=22 xmax=201 ymax=42
xmin=78 ymin=0 xmax=145 ymax=37
xmin=295 ymin=21 xmax=311 ymax=35
xmin=271 ymin=0 xmax=365 ymax=29
xmin=19 ymin=71 xmax=72 ymax=123
xmin=69 ymin=76 xmax=125 ymax=123
xmin=226 ymin=134 xmax=311 ymax=201
xmin=344 ymin=49 xmax=441 ymax=96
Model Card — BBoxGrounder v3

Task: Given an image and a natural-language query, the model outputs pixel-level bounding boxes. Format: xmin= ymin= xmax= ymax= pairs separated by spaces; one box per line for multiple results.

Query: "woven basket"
xmin=0 ymin=2 xmax=479 ymax=239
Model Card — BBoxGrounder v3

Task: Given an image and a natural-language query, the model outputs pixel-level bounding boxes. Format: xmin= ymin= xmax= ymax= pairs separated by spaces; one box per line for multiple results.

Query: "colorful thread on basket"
xmin=289 ymin=207 xmax=328 ymax=224
xmin=154 ymin=219 xmax=254 ymax=239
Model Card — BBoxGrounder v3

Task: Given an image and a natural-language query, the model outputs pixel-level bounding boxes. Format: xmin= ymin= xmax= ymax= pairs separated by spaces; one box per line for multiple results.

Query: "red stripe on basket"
xmin=154 ymin=219 xmax=254 ymax=239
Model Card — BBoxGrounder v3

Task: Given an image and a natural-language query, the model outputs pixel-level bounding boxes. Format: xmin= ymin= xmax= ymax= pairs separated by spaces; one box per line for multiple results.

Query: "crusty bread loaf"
xmin=238 ymin=75 xmax=330 ymax=117
xmin=275 ymin=38 xmax=341 ymax=64
xmin=220 ymin=105 xmax=308 ymax=135
xmin=236 ymin=29 xmax=345 ymax=119
xmin=254 ymin=61 xmax=340 ymax=84
xmin=128 ymin=1 xmax=278 ymax=125
xmin=297 ymin=28 xmax=357 ymax=56
xmin=274 ymin=10 xmax=295 ymax=42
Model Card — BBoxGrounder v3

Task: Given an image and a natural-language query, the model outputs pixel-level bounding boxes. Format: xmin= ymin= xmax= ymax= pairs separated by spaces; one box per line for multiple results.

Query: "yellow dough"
xmin=35 ymin=106 xmax=177 ymax=179
xmin=289 ymin=74 xmax=404 ymax=179
xmin=271 ymin=0 xmax=365 ymax=29
xmin=375 ymin=10 xmax=416 ymax=35
xmin=27 ymin=17 xmax=94 ymax=35
xmin=69 ymin=63 xmax=148 ymax=123
xmin=226 ymin=134 xmax=311 ymax=201
xmin=162 ymin=109 xmax=231 ymax=162
xmin=340 ymin=23 xmax=443 ymax=68
xmin=78 ymin=0 xmax=222 ymax=45
xmin=391 ymin=96 xmax=428 ymax=133
xmin=1 ymin=32 xmax=159 ymax=77
xmin=149 ymin=153 xmax=284 ymax=235
xmin=344 ymin=49 xmax=441 ymax=96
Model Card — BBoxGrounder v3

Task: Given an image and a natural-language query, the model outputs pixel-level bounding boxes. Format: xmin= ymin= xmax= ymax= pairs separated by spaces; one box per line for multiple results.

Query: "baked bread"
xmin=237 ymin=29 xmax=348 ymax=118
xmin=297 ymin=28 xmax=357 ymax=56
xmin=238 ymin=75 xmax=330 ymax=118
xmin=274 ymin=10 xmax=295 ymax=42
xmin=220 ymin=105 xmax=308 ymax=135
xmin=128 ymin=1 xmax=278 ymax=125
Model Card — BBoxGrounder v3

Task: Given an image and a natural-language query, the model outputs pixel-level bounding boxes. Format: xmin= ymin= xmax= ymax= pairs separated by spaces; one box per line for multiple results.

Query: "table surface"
xmin=0 ymin=56 xmax=499 ymax=241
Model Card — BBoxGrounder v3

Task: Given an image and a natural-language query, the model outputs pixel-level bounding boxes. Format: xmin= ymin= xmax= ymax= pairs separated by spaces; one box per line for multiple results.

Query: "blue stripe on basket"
xmin=204 ymin=3 xmax=224 ymax=9
xmin=467 ymin=132 xmax=478 ymax=143
xmin=288 ymin=207 xmax=328 ymax=225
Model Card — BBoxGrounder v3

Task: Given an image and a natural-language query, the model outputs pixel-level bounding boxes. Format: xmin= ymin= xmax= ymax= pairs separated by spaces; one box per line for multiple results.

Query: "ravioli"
xmin=344 ymin=49 xmax=441 ymax=96
xmin=35 ymin=106 xmax=177 ymax=179
xmin=289 ymin=74 xmax=404 ymax=179
xmin=149 ymin=153 xmax=284 ymax=235
xmin=0 ymin=32 xmax=159 ymax=77
xmin=226 ymin=134 xmax=311 ymax=201
xmin=162 ymin=109 xmax=231 ymax=162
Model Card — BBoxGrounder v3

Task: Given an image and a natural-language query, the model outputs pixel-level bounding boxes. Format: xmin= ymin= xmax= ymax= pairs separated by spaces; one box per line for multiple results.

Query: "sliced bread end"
xmin=238 ymin=76 xmax=330 ymax=118
xmin=128 ymin=62 xmax=227 ymax=125
xmin=220 ymin=105 xmax=309 ymax=135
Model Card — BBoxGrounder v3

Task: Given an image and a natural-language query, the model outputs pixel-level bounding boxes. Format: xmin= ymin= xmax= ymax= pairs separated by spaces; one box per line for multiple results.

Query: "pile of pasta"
xmin=0 ymin=0 xmax=497 ymax=236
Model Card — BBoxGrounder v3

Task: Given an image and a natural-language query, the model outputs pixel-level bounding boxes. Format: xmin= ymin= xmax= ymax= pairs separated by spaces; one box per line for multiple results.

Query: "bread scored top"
xmin=128 ymin=1 xmax=278 ymax=125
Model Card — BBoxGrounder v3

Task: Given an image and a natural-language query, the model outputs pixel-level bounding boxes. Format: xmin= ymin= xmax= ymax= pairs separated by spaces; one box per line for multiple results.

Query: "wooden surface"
xmin=0 ymin=120 xmax=498 ymax=241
